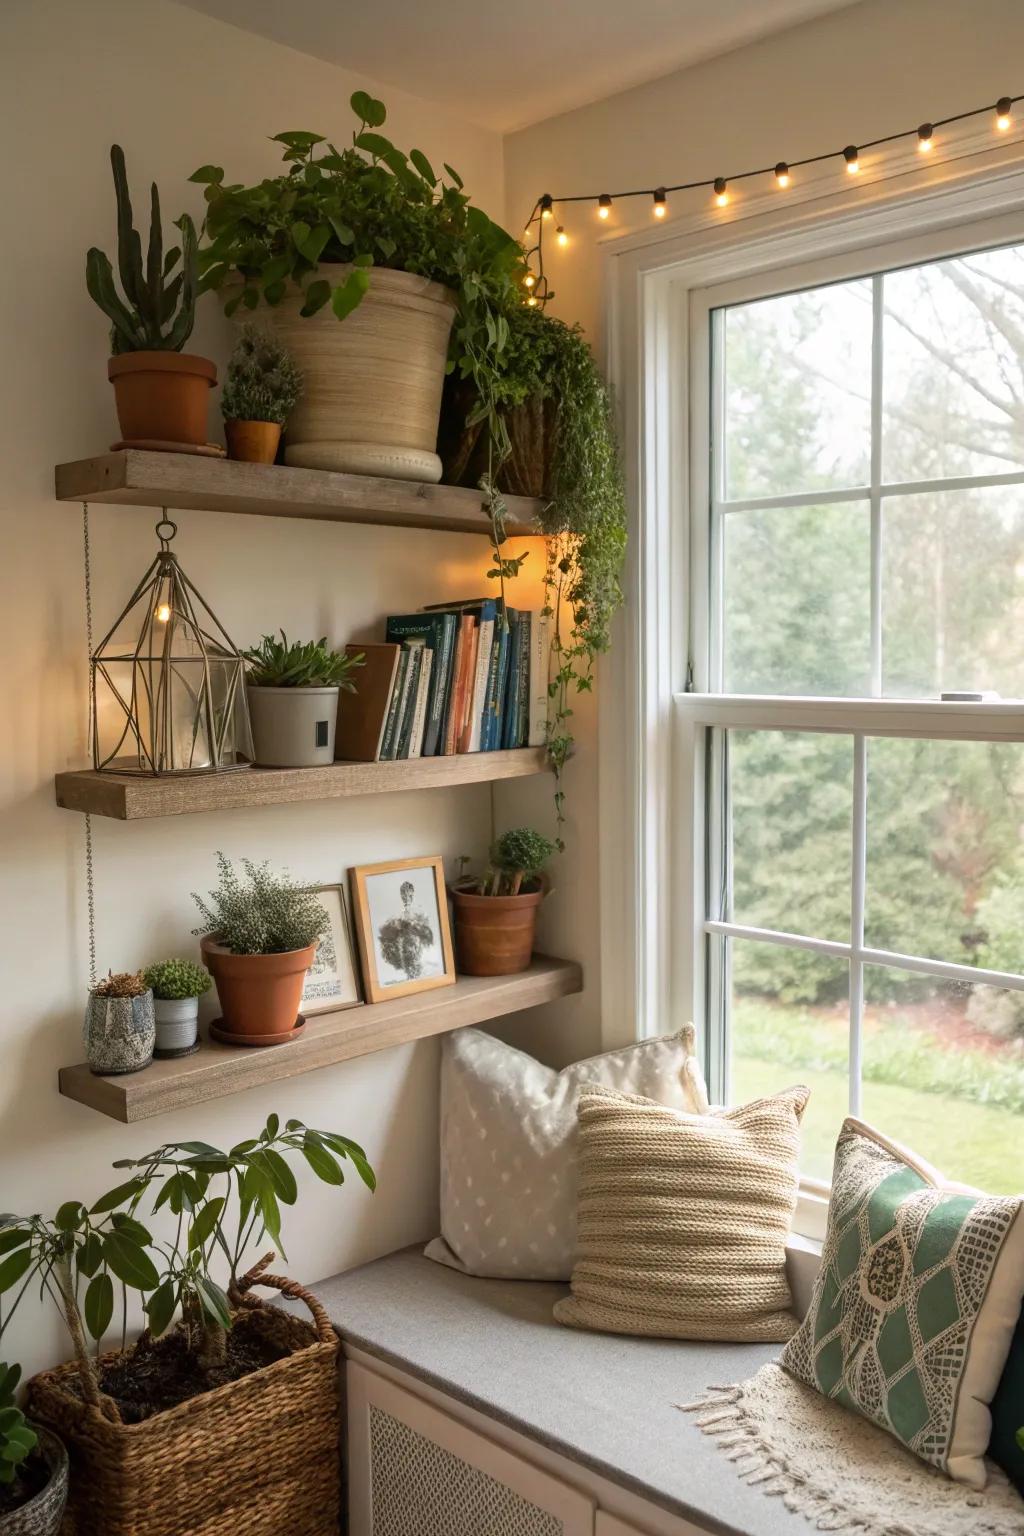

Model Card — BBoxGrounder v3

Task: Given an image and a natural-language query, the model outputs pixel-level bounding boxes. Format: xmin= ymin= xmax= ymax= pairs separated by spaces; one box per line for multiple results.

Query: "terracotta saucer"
xmin=208 ymin=1015 xmax=306 ymax=1048
xmin=110 ymin=438 xmax=227 ymax=457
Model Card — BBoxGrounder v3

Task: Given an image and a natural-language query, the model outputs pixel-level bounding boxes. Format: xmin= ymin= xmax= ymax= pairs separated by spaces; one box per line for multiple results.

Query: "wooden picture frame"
xmin=300 ymin=883 xmax=364 ymax=1016
xmin=349 ymin=856 xmax=456 ymax=1004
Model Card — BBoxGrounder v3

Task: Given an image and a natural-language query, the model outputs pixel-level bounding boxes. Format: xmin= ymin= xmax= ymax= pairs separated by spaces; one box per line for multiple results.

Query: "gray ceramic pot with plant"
xmin=0 ymin=1362 xmax=67 ymax=1536
xmin=143 ymin=958 xmax=212 ymax=1058
xmin=84 ymin=972 xmax=154 ymax=1075
xmin=243 ymin=632 xmax=364 ymax=768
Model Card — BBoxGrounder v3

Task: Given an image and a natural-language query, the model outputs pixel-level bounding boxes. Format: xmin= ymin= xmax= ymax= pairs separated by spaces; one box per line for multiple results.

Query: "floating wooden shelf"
xmin=60 ymin=956 xmax=582 ymax=1122
xmin=55 ymin=451 xmax=544 ymax=536
xmin=54 ymin=747 xmax=550 ymax=821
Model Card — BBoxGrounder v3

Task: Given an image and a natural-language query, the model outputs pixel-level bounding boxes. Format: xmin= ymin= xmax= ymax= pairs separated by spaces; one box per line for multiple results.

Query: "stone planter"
xmin=259 ymin=265 xmax=456 ymax=481
xmin=84 ymin=991 xmax=155 ymax=1075
xmin=247 ymin=685 xmax=339 ymax=768
xmin=153 ymin=997 xmax=200 ymax=1058
xmin=0 ymin=1426 xmax=68 ymax=1536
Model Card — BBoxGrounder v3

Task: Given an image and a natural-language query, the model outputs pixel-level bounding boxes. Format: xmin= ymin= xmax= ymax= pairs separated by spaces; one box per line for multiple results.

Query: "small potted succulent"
xmin=450 ymin=827 xmax=556 ymax=976
xmin=86 ymin=146 xmax=215 ymax=449
xmin=142 ymin=958 xmax=212 ymax=1058
xmin=0 ymin=1363 xmax=67 ymax=1536
xmin=243 ymin=632 xmax=364 ymax=768
xmin=221 ymin=325 xmax=302 ymax=464
xmin=193 ymin=853 xmax=330 ymax=1045
xmin=84 ymin=971 xmax=155 ymax=1075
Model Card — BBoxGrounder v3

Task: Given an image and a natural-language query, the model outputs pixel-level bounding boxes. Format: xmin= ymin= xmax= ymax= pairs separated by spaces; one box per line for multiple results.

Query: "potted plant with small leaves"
xmin=86 ymin=146 xmax=215 ymax=449
xmin=193 ymin=853 xmax=329 ymax=1045
xmin=84 ymin=971 xmax=155 ymax=1076
xmin=243 ymin=631 xmax=364 ymax=768
xmin=450 ymin=827 xmax=556 ymax=975
xmin=221 ymin=325 xmax=302 ymax=464
xmin=0 ymin=1364 xmax=67 ymax=1536
xmin=143 ymin=958 xmax=211 ymax=1058
xmin=9 ymin=1114 xmax=374 ymax=1536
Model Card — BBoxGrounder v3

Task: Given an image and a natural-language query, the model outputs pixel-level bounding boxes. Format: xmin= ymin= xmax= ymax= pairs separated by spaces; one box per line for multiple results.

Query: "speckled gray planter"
xmin=84 ymin=989 xmax=155 ymax=1075
xmin=0 ymin=1426 xmax=68 ymax=1536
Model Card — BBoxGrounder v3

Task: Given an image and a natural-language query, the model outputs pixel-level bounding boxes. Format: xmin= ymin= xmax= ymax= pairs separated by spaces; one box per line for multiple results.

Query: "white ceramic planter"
xmin=247 ymin=685 xmax=339 ymax=767
xmin=84 ymin=991 xmax=155 ymax=1075
xmin=260 ymin=265 xmax=457 ymax=481
xmin=153 ymin=996 xmax=200 ymax=1058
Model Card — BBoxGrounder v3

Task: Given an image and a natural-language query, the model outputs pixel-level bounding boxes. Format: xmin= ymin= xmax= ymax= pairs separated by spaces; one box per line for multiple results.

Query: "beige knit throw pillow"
xmin=554 ymin=1081 xmax=810 ymax=1342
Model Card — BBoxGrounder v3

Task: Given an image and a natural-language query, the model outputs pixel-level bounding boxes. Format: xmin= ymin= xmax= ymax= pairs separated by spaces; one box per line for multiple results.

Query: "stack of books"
xmin=335 ymin=600 xmax=551 ymax=762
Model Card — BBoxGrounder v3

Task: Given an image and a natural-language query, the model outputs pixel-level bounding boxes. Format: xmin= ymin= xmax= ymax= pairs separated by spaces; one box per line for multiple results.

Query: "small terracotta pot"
xmin=201 ymin=936 xmax=314 ymax=1045
xmin=450 ymin=884 xmax=544 ymax=976
xmin=224 ymin=419 xmax=282 ymax=464
xmin=108 ymin=351 xmax=216 ymax=446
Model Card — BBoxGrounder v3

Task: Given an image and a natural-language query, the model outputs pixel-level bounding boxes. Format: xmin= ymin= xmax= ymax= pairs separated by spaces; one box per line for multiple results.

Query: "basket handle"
xmin=232 ymin=1253 xmax=337 ymax=1347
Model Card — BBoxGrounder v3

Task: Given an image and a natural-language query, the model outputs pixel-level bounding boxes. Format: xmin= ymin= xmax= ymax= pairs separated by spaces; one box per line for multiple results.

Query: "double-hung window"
xmin=679 ymin=229 xmax=1024 ymax=1196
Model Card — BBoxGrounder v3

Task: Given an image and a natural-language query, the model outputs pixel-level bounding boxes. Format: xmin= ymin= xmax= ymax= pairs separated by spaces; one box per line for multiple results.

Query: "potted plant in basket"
xmin=86 ymin=146 xmax=216 ymax=450
xmin=193 ymin=853 xmax=329 ymax=1045
xmin=190 ymin=91 xmax=524 ymax=482
xmin=221 ymin=325 xmax=302 ymax=463
xmin=450 ymin=827 xmax=557 ymax=976
xmin=84 ymin=970 xmax=155 ymax=1076
xmin=142 ymin=958 xmax=211 ymax=1058
xmin=0 ymin=1364 xmax=67 ymax=1536
xmin=243 ymin=632 xmax=364 ymax=768
xmin=4 ymin=1114 xmax=374 ymax=1536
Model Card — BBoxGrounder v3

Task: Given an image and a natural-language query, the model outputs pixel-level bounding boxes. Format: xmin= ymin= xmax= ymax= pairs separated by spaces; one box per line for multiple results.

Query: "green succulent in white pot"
xmin=143 ymin=958 xmax=212 ymax=1059
xmin=242 ymin=632 xmax=364 ymax=768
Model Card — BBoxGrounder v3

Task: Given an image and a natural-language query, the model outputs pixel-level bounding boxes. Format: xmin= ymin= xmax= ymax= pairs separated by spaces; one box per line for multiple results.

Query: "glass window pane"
xmin=722 ymin=279 xmax=872 ymax=500
xmin=881 ymin=484 xmax=1024 ymax=699
xmin=865 ymin=738 xmax=1024 ymax=965
xmin=728 ymin=937 xmax=849 ymax=1183
xmin=861 ymin=967 xmax=1024 ymax=1194
xmin=882 ymin=242 xmax=1024 ymax=483
xmin=723 ymin=503 xmax=871 ymax=694
xmin=729 ymin=730 xmax=852 ymax=942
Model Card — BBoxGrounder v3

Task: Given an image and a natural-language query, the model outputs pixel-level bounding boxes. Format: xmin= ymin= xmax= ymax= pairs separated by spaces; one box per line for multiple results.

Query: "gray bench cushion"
xmin=314 ymin=1247 xmax=811 ymax=1536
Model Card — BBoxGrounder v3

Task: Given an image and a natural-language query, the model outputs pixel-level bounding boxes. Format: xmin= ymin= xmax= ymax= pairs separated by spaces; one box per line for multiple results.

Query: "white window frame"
xmin=599 ymin=128 xmax=1024 ymax=1225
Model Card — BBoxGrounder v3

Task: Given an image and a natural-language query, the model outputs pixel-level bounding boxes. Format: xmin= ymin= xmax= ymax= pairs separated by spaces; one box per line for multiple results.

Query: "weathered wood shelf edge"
xmin=55 ymin=451 xmax=545 ymax=536
xmin=54 ymin=747 xmax=550 ymax=821
xmin=60 ymin=956 xmax=583 ymax=1123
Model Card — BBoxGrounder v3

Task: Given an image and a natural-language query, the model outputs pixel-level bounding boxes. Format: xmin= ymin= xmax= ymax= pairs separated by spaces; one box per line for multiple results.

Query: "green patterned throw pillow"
xmin=782 ymin=1119 xmax=1024 ymax=1490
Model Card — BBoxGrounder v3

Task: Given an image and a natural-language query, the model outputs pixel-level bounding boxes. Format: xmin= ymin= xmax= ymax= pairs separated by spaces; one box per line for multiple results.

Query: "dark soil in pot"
xmin=0 ymin=1449 xmax=48 ymax=1516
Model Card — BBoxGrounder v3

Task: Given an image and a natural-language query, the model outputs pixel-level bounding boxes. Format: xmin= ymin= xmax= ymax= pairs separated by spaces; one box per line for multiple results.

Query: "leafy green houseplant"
xmin=450 ymin=827 xmax=556 ymax=977
xmin=242 ymin=633 xmax=364 ymax=768
xmin=143 ymin=959 xmax=212 ymax=1060
xmin=84 ymin=970 xmax=154 ymax=1077
xmin=7 ymin=1115 xmax=372 ymax=1535
xmin=86 ymin=145 xmax=215 ymax=449
xmin=221 ymin=325 xmax=302 ymax=464
xmin=193 ymin=854 xmax=330 ymax=1045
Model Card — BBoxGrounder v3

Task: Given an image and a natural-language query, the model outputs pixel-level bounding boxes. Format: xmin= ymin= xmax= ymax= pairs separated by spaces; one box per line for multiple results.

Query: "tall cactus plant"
xmin=86 ymin=145 xmax=198 ymax=354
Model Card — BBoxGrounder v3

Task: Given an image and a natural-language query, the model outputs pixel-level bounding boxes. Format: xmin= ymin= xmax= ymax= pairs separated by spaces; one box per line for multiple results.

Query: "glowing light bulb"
xmin=713 ymin=177 xmax=728 ymax=208
xmin=556 ymin=225 xmax=569 ymax=246
xmin=526 ymin=295 xmax=538 ymax=307
xmin=156 ymin=603 xmax=172 ymax=623
xmin=597 ymin=193 xmax=612 ymax=219
xmin=917 ymin=123 xmax=934 ymax=153
xmin=653 ymin=187 xmax=667 ymax=218
xmin=997 ymin=97 xmax=1013 ymax=131
xmin=775 ymin=161 xmax=790 ymax=189
xmin=541 ymin=206 xmax=553 ymax=220
xmin=844 ymin=145 xmax=860 ymax=175
xmin=523 ymin=272 xmax=536 ymax=288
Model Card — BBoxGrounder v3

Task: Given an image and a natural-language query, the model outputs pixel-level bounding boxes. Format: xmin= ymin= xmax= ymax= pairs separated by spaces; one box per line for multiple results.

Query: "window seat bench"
xmin=310 ymin=1246 xmax=817 ymax=1536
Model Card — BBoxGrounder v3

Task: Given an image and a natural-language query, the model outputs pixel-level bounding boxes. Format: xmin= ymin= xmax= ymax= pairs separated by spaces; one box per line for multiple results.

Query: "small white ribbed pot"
xmin=247 ymin=685 xmax=339 ymax=767
xmin=153 ymin=996 xmax=200 ymax=1058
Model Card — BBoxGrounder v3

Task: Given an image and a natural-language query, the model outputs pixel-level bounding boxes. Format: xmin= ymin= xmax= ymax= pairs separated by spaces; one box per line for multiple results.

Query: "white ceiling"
xmin=178 ymin=0 xmax=862 ymax=133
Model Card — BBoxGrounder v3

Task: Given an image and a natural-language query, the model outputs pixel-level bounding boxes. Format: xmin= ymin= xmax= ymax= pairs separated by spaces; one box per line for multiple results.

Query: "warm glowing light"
xmin=541 ymin=206 xmax=553 ymax=220
xmin=597 ymin=193 xmax=612 ymax=219
xmin=155 ymin=603 xmax=172 ymax=623
xmin=713 ymin=177 xmax=728 ymax=208
xmin=556 ymin=225 xmax=569 ymax=246
xmin=775 ymin=161 xmax=790 ymax=188
xmin=917 ymin=123 xmax=934 ymax=153
xmin=523 ymin=272 xmax=536 ymax=288
xmin=997 ymin=97 xmax=1013 ymax=131
xmin=653 ymin=187 xmax=667 ymax=218
xmin=844 ymin=145 xmax=860 ymax=175
xmin=526 ymin=295 xmax=538 ymax=307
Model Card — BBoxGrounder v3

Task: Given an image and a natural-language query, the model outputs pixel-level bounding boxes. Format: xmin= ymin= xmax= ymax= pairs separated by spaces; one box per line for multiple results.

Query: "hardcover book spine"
xmin=443 ymin=619 xmax=468 ymax=755
xmin=481 ymin=618 xmax=504 ymax=751
xmin=529 ymin=612 xmax=552 ymax=748
xmin=379 ymin=651 xmax=410 ymax=761
xmin=457 ymin=619 xmax=479 ymax=754
xmin=430 ymin=614 xmax=457 ymax=757
xmin=396 ymin=641 xmax=425 ymax=759
xmin=468 ymin=619 xmax=493 ymax=753
xmin=514 ymin=611 xmax=531 ymax=748
xmin=502 ymin=611 xmax=520 ymax=750
xmin=408 ymin=650 xmax=433 ymax=759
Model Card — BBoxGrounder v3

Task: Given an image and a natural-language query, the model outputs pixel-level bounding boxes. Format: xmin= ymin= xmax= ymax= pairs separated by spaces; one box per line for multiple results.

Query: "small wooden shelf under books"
xmin=54 ymin=747 xmax=550 ymax=821
xmin=55 ymin=451 xmax=544 ymax=536
xmin=59 ymin=956 xmax=583 ymax=1123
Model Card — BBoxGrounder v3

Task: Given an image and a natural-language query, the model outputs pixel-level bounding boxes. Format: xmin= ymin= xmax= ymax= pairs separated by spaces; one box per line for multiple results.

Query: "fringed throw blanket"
xmin=681 ymin=1364 xmax=1024 ymax=1536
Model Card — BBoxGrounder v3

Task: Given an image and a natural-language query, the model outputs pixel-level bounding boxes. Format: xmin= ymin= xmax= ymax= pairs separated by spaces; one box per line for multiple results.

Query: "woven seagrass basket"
xmin=25 ymin=1259 xmax=340 ymax=1536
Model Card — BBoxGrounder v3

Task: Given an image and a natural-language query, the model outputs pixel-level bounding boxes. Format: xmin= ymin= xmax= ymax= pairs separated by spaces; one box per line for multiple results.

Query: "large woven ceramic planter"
xmin=26 ymin=1264 xmax=340 ymax=1536
xmin=262 ymin=265 xmax=457 ymax=481
xmin=0 ymin=1427 xmax=68 ymax=1536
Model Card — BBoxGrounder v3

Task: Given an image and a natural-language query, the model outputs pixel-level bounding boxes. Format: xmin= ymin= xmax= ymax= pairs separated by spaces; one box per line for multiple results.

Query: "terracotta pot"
xmin=224 ymin=419 xmax=282 ymax=464
xmin=256 ymin=265 xmax=457 ymax=481
xmin=450 ymin=884 xmax=544 ymax=976
xmin=201 ymin=937 xmax=315 ymax=1045
xmin=107 ymin=352 xmax=216 ymax=446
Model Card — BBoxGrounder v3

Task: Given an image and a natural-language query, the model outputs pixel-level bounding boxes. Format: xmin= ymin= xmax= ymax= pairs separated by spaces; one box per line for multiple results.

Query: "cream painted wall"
xmin=0 ymin=0 xmax=557 ymax=1382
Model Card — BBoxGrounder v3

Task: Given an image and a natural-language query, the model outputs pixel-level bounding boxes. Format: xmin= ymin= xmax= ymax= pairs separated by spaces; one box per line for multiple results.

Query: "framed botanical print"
xmin=349 ymin=856 xmax=456 ymax=1004
xmin=300 ymin=884 xmax=363 ymax=1015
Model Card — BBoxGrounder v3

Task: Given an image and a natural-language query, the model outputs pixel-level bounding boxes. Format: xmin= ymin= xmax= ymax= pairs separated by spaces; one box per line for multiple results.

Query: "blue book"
xmin=502 ymin=610 xmax=521 ymax=749
xmin=490 ymin=610 xmax=515 ymax=751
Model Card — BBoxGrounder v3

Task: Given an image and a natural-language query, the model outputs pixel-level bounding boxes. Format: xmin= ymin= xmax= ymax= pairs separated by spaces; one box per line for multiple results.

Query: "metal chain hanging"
xmin=82 ymin=500 xmax=97 ymax=988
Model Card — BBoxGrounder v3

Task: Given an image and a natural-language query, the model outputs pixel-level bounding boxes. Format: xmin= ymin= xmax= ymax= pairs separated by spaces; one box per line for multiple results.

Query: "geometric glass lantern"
xmin=91 ymin=517 xmax=254 ymax=775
